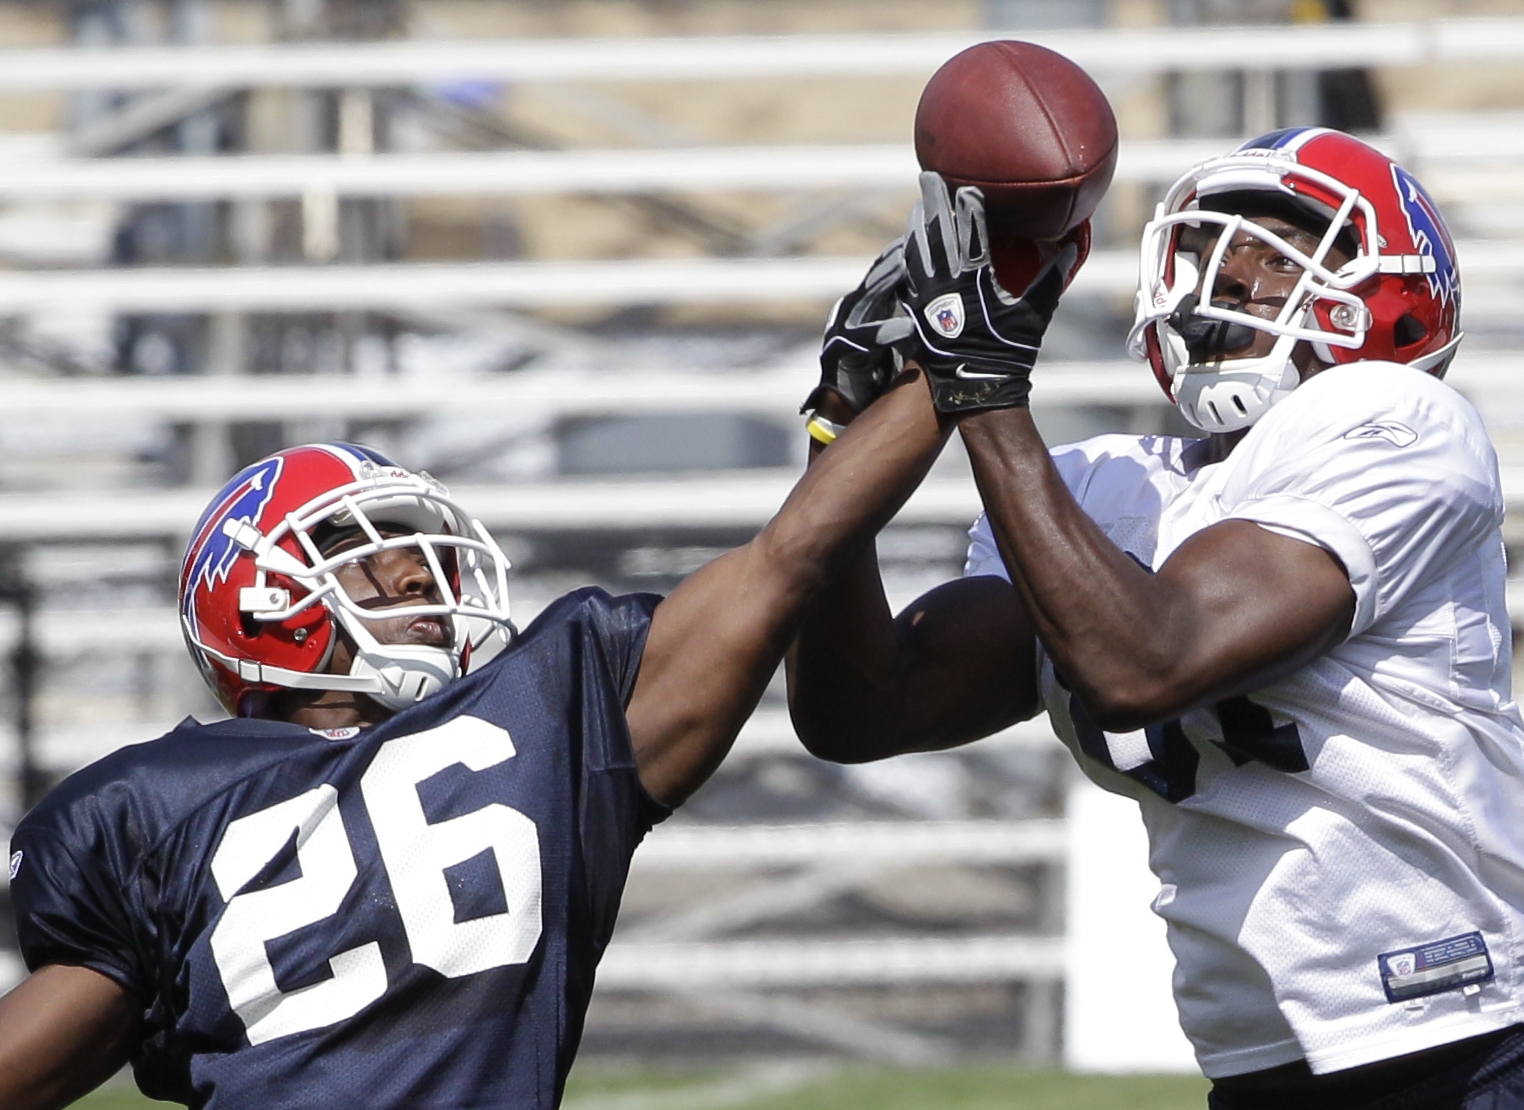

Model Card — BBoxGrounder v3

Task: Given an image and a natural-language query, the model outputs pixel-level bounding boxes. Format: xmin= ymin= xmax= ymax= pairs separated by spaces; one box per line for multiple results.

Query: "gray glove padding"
xmin=804 ymin=237 xmax=916 ymax=415
xmin=899 ymin=172 xmax=1075 ymax=414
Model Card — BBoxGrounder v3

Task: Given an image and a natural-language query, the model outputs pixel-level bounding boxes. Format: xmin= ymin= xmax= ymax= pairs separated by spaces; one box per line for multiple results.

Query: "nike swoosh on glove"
xmin=803 ymin=237 xmax=915 ymax=415
xmin=898 ymin=171 xmax=1075 ymax=414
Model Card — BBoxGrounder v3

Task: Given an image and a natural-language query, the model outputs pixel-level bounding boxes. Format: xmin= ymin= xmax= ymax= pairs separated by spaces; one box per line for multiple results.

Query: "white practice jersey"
xmin=965 ymin=362 xmax=1524 ymax=1078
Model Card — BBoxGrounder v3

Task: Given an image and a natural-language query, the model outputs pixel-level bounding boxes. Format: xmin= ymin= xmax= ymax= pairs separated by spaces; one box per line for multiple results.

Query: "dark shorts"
xmin=1208 ymin=1026 xmax=1524 ymax=1110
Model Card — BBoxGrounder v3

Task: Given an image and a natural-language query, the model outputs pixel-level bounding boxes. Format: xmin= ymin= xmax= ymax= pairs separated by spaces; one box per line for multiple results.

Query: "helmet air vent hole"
xmin=1207 ymin=401 xmax=1223 ymax=425
xmin=1232 ymin=395 xmax=1248 ymax=415
xmin=1394 ymin=314 xmax=1427 ymax=348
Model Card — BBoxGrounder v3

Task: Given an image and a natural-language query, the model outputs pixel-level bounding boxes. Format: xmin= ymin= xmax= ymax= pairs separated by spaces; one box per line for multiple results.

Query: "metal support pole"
xmin=13 ymin=586 xmax=39 ymax=813
xmin=1021 ymin=978 xmax=1062 ymax=1063
xmin=0 ymin=555 xmax=41 ymax=813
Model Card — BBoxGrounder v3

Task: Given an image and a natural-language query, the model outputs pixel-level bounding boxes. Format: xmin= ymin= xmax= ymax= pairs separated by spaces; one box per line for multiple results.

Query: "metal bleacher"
xmin=2 ymin=3 xmax=1524 ymax=1068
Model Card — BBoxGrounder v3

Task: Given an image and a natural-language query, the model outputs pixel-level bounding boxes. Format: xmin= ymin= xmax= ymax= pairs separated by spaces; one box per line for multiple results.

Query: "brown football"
xmin=914 ymin=40 xmax=1118 ymax=243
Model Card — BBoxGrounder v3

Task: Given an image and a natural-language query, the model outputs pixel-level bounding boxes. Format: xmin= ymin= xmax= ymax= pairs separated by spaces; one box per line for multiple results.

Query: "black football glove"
xmin=803 ymin=238 xmax=915 ymax=416
xmin=899 ymin=172 xmax=1075 ymax=414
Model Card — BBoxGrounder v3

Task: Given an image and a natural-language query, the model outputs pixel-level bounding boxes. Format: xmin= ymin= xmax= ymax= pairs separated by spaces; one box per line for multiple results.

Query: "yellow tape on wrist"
xmin=806 ymin=415 xmax=846 ymax=446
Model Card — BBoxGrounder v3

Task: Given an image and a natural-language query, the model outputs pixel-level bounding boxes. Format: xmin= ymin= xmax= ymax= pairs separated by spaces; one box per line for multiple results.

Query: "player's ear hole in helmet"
xmin=179 ymin=443 xmax=515 ymax=719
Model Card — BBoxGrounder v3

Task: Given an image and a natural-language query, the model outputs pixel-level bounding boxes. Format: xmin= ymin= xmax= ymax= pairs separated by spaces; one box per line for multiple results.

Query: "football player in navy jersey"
xmin=0 ymin=333 xmax=952 ymax=1108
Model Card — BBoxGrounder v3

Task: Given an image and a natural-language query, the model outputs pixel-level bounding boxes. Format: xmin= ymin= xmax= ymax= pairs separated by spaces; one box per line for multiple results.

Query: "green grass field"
xmin=76 ymin=1063 xmax=1211 ymax=1110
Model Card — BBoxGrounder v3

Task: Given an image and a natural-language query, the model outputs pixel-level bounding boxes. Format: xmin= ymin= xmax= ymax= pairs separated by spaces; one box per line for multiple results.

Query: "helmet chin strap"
xmin=1166 ymin=327 xmax=1303 ymax=434
xmin=347 ymin=644 xmax=456 ymax=711
xmin=335 ymin=608 xmax=462 ymax=712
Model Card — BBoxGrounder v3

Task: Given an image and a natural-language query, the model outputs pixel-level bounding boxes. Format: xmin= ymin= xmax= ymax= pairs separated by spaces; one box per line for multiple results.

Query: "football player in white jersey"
xmin=789 ymin=127 xmax=1524 ymax=1108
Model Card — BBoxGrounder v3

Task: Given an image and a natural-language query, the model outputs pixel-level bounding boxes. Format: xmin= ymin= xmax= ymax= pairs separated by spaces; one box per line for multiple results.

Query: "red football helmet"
xmin=1127 ymin=127 xmax=1462 ymax=433
xmin=179 ymin=443 xmax=514 ymax=717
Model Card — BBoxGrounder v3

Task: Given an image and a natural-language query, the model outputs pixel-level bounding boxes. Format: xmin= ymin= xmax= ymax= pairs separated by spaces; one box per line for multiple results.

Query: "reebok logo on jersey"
xmin=1345 ymin=421 xmax=1417 ymax=448
xmin=8 ymin=850 xmax=21 ymax=881
xmin=925 ymin=293 xmax=965 ymax=339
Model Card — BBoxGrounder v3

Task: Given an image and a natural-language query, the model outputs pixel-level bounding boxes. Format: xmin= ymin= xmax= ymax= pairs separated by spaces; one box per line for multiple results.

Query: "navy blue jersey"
xmin=9 ymin=588 xmax=668 ymax=1110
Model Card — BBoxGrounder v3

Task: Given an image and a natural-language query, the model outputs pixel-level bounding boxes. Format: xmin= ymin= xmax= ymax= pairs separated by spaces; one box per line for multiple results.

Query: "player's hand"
xmin=899 ymin=171 xmax=1075 ymax=414
xmin=803 ymin=238 xmax=915 ymax=418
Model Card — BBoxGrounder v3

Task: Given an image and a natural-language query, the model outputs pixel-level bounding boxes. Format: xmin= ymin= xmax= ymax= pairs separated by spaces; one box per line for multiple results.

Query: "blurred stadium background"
xmin=4 ymin=0 xmax=1524 ymax=1102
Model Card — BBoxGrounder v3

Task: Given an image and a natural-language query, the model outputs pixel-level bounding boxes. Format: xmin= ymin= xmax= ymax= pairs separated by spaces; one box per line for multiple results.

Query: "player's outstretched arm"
xmin=785 ymin=392 xmax=1038 ymax=764
xmin=0 ymin=964 xmax=139 ymax=1110
xmin=960 ymin=409 xmax=1353 ymax=730
xmin=786 ymin=556 xmax=1039 ymax=763
xmin=787 ymin=174 xmax=1093 ymax=764
xmin=625 ymin=369 xmax=949 ymax=806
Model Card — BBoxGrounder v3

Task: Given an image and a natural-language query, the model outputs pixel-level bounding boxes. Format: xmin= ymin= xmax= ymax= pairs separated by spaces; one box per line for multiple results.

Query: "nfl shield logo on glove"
xmin=926 ymin=293 xmax=966 ymax=339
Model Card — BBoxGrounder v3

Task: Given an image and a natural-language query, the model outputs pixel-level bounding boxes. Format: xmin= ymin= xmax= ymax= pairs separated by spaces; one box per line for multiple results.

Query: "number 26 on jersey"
xmin=208 ymin=716 xmax=541 ymax=1045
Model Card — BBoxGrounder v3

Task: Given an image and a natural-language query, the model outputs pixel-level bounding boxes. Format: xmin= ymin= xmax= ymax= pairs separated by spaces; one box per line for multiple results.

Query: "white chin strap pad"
xmin=347 ymin=643 xmax=458 ymax=711
xmin=1161 ymin=325 xmax=1304 ymax=434
xmin=1172 ymin=360 xmax=1300 ymax=433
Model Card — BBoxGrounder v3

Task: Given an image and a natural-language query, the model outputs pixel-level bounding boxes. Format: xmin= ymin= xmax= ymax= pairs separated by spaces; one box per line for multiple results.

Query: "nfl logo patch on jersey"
xmin=1378 ymin=932 xmax=1493 ymax=1003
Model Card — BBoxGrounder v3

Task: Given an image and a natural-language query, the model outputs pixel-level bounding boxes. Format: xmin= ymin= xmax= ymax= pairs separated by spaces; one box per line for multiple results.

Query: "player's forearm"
xmin=789 ymin=567 xmax=1042 ymax=760
xmin=787 ymin=399 xmax=1046 ymax=759
xmin=627 ymin=372 xmax=947 ymax=804
xmin=785 ymin=540 xmax=910 ymax=760
xmin=757 ymin=377 xmax=951 ymax=757
xmin=784 ymin=398 xmax=916 ymax=758
xmin=755 ymin=370 xmax=947 ymax=599
xmin=959 ymin=408 xmax=1196 ymax=728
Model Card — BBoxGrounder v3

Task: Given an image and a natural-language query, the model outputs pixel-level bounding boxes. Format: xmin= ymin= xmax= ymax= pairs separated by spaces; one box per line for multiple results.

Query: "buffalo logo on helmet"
xmin=183 ymin=456 xmax=284 ymax=603
xmin=1391 ymin=164 xmax=1460 ymax=309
